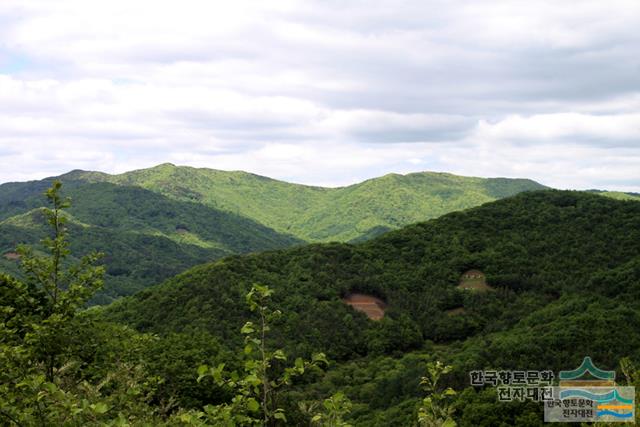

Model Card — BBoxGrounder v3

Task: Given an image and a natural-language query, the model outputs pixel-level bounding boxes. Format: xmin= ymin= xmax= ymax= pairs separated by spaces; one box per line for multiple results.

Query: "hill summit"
xmin=60 ymin=163 xmax=547 ymax=242
xmin=0 ymin=164 xmax=546 ymax=302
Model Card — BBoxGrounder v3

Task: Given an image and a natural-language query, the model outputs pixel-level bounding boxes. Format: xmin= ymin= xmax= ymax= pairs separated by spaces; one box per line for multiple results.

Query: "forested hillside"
xmin=98 ymin=190 xmax=640 ymax=425
xmin=0 ymin=181 xmax=301 ymax=303
xmin=0 ymin=164 xmax=546 ymax=302
xmin=52 ymin=163 xmax=547 ymax=241
xmin=3 ymin=185 xmax=640 ymax=425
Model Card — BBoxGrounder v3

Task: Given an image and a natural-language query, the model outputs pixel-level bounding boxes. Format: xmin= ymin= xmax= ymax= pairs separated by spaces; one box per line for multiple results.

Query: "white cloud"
xmin=475 ymin=113 xmax=640 ymax=145
xmin=0 ymin=0 xmax=639 ymax=190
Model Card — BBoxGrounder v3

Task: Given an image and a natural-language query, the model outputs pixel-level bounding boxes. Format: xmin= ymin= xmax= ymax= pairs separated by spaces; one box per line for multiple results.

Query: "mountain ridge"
xmin=5 ymin=164 xmax=638 ymax=305
xmin=48 ymin=163 xmax=548 ymax=242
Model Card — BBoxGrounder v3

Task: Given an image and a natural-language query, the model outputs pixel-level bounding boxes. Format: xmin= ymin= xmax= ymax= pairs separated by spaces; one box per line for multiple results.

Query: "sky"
xmin=0 ymin=0 xmax=639 ymax=190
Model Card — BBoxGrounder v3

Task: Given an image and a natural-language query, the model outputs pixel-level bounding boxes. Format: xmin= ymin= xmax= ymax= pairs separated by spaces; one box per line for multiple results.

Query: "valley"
xmin=0 ymin=165 xmax=546 ymax=303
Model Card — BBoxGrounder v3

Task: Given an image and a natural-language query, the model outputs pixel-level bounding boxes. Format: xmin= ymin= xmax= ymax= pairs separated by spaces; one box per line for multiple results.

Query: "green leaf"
xmin=245 ymin=373 xmax=261 ymax=386
xmin=245 ymin=359 xmax=259 ymax=371
xmin=241 ymin=322 xmax=255 ymax=334
xmin=444 ymin=387 xmax=457 ymax=396
xmin=246 ymin=398 xmax=260 ymax=412
xmin=43 ymin=382 xmax=57 ymax=393
xmin=93 ymin=402 xmax=109 ymax=414
xmin=312 ymin=352 xmax=329 ymax=366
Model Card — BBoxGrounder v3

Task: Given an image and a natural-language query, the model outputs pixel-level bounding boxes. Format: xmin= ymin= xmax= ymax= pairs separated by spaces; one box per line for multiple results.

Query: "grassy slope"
xmin=74 ymin=163 xmax=547 ymax=241
xmin=588 ymin=189 xmax=640 ymax=201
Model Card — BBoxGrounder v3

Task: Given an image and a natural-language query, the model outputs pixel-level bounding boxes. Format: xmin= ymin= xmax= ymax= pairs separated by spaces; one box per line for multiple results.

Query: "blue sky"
xmin=0 ymin=0 xmax=639 ymax=190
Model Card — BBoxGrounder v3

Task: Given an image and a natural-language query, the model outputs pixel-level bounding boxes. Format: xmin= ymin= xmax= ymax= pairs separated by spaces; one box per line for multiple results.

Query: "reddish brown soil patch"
xmin=445 ymin=307 xmax=465 ymax=316
xmin=3 ymin=252 xmax=20 ymax=261
xmin=342 ymin=293 xmax=386 ymax=320
xmin=457 ymin=269 xmax=493 ymax=292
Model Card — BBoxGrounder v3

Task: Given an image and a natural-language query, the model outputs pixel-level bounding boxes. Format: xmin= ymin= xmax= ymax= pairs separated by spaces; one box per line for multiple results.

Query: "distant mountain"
xmin=64 ymin=163 xmax=548 ymax=241
xmin=0 ymin=164 xmax=546 ymax=302
xmin=586 ymin=189 xmax=640 ymax=201
xmin=0 ymin=181 xmax=301 ymax=303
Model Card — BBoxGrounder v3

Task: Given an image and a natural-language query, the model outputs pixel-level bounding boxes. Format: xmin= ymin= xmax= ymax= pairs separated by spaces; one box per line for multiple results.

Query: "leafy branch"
xmin=196 ymin=284 xmax=328 ymax=425
xmin=417 ymin=361 xmax=457 ymax=427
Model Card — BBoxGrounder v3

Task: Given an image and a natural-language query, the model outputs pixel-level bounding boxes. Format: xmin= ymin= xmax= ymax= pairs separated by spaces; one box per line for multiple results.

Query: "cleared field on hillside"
xmin=457 ymin=269 xmax=493 ymax=292
xmin=342 ymin=293 xmax=386 ymax=320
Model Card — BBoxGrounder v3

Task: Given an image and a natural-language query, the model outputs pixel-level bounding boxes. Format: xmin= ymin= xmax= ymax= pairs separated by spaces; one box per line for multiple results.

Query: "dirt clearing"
xmin=343 ymin=293 xmax=386 ymax=320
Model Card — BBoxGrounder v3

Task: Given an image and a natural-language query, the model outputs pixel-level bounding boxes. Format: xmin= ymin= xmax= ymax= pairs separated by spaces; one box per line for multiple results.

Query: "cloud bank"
xmin=0 ymin=0 xmax=639 ymax=189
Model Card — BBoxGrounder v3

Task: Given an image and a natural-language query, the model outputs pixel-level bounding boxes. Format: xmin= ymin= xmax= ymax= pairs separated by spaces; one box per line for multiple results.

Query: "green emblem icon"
xmin=559 ymin=356 xmax=615 ymax=382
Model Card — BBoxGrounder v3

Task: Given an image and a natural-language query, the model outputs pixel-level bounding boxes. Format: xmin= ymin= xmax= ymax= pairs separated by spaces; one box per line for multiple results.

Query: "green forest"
xmin=0 ymin=165 xmax=548 ymax=303
xmin=2 ymin=180 xmax=640 ymax=426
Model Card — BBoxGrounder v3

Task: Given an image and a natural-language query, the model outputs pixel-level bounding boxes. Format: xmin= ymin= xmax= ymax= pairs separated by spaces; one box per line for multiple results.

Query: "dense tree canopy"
xmin=100 ymin=190 xmax=640 ymax=424
xmin=3 ymin=184 xmax=640 ymax=425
